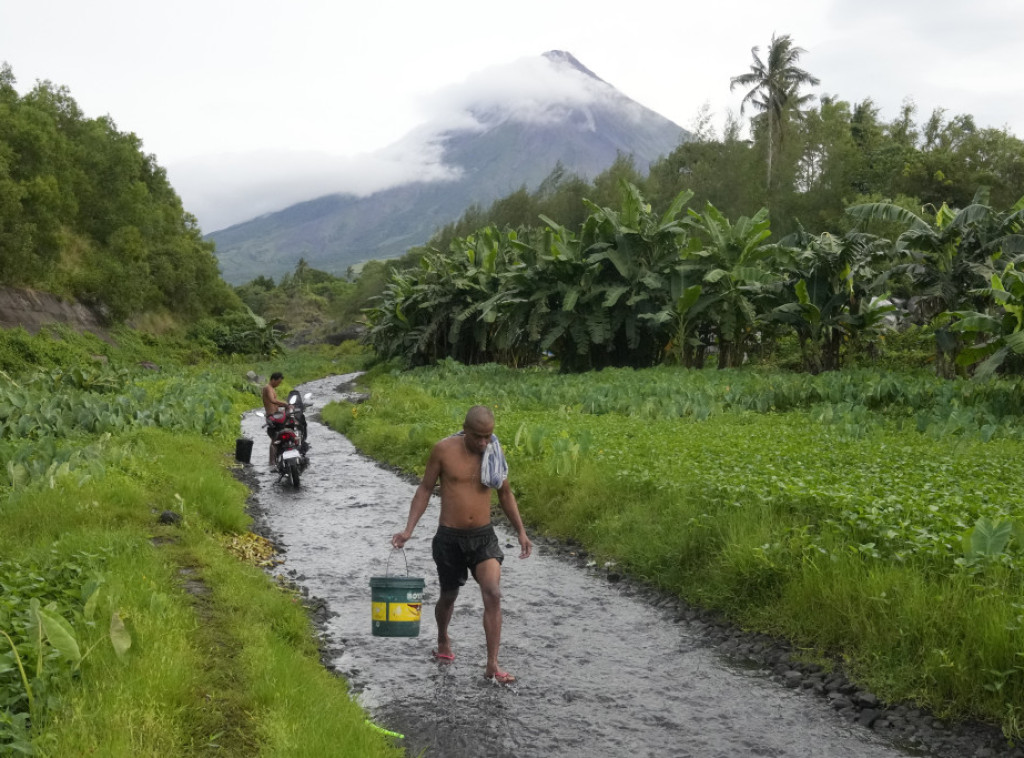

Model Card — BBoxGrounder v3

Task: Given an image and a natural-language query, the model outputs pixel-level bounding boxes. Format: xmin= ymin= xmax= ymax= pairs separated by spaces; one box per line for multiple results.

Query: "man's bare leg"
xmin=474 ymin=559 xmax=505 ymax=677
xmin=435 ymin=587 xmax=459 ymax=658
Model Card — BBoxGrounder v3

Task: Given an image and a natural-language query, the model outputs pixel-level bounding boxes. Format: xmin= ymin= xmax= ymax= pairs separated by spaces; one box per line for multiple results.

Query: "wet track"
xmin=239 ymin=375 xmax=920 ymax=758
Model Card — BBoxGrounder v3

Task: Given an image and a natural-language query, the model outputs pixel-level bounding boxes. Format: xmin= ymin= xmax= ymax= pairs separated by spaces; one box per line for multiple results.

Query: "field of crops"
xmin=331 ymin=360 xmax=1024 ymax=733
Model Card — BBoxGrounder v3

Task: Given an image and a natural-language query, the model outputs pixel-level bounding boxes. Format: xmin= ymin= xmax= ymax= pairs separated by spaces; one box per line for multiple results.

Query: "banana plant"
xmin=770 ymin=230 xmax=891 ymax=372
xmin=657 ymin=284 xmax=707 ymax=366
xmin=943 ymin=263 xmax=1024 ymax=379
xmin=848 ymin=190 xmax=1024 ymax=376
xmin=569 ymin=182 xmax=694 ymax=370
xmin=680 ymin=203 xmax=778 ymax=368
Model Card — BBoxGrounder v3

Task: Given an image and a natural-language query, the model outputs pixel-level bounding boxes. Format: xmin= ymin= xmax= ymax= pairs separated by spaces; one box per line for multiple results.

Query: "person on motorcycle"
xmin=262 ymin=372 xmax=290 ymax=466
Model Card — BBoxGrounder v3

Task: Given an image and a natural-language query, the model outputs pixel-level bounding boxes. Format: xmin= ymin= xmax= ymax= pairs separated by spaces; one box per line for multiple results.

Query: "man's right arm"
xmin=392 ymin=444 xmax=442 ymax=548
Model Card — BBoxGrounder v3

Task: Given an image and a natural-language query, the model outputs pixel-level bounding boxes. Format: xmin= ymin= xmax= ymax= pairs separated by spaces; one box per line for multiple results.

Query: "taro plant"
xmin=0 ymin=366 xmax=239 ymax=490
xmin=511 ymin=421 xmax=592 ymax=477
xmin=958 ymin=516 xmax=1024 ymax=570
xmin=0 ymin=552 xmax=124 ymax=753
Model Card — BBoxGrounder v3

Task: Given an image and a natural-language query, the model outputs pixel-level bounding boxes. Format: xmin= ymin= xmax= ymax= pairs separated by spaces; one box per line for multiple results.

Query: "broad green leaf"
xmin=969 ymin=346 xmax=1009 ymax=379
xmin=562 ymin=287 xmax=581 ymax=312
xmin=957 ymin=341 xmax=1000 ymax=367
xmin=83 ymin=581 xmax=103 ymax=623
xmin=795 ymin=279 xmax=810 ymax=305
xmin=965 ymin=517 xmax=1013 ymax=558
xmin=601 ymin=247 xmax=632 ymax=279
xmin=110 ymin=612 xmax=132 ymax=659
xmin=675 ymin=285 xmax=702 ymax=315
xmin=602 ymin=285 xmax=629 ymax=308
xmin=37 ymin=607 xmax=82 ymax=666
xmin=1005 ymin=331 xmax=1024 ymax=354
xmin=935 ymin=202 xmax=956 ymax=229
xmin=659 ymin=188 xmax=694 ymax=227
xmin=948 ymin=313 xmax=1002 ymax=334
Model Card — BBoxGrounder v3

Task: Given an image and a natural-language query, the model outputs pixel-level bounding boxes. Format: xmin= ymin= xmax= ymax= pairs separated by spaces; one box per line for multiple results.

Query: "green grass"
xmin=2 ymin=428 xmax=403 ymax=757
xmin=0 ymin=335 xmax=402 ymax=756
xmin=327 ymin=361 xmax=1024 ymax=735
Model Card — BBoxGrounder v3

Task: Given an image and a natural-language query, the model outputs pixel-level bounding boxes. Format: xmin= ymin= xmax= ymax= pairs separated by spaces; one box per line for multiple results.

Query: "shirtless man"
xmin=261 ymin=372 xmax=289 ymax=466
xmin=392 ymin=405 xmax=532 ymax=684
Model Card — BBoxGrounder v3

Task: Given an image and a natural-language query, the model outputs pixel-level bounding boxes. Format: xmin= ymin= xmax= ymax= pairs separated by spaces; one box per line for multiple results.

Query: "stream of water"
xmin=240 ymin=374 xmax=919 ymax=758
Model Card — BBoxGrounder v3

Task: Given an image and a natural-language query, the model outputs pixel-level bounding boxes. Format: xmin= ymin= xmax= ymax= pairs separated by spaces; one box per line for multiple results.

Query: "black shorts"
xmin=432 ymin=524 xmax=504 ymax=591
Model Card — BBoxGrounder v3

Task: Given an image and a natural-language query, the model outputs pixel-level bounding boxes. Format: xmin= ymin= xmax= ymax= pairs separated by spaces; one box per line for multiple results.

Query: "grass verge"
xmin=0 ymin=338 xmax=403 ymax=756
xmin=323 ymin=362 xmax=1024 ymax=737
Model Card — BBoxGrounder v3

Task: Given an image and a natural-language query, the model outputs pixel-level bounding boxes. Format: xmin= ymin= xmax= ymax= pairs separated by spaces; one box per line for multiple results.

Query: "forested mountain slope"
xmin=0 ymin=64 xmax=241 ymax=324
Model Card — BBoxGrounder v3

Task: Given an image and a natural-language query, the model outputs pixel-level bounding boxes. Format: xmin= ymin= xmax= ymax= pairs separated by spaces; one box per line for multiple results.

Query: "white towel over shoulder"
xmin=480 ymin=434 xmax=509 ymax=489
xmin=451 ymin=431 xmax=509 ymax=489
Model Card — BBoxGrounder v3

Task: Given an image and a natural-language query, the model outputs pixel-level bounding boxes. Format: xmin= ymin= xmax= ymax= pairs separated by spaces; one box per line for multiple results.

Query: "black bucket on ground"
xmin=370 ymin=549 xmax=424 ymax=637
xmin=235 ymin=437 xmax=254 ymax=464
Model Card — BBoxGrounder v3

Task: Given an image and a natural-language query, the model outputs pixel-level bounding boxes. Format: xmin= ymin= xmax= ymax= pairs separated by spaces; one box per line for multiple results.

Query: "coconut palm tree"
xmin=730 ymin=33 xmax=820 ymax=196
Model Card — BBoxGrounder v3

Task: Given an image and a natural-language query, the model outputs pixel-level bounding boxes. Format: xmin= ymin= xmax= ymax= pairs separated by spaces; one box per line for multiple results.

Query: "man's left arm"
xmin=497 ymin=480 xmax=532 ymax=558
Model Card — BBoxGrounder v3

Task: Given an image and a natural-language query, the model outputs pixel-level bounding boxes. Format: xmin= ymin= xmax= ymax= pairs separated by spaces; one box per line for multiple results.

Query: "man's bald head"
xmin=461 ymin=405 xmax=495 ymax=454
xmin=465 ymin=405 xmax=495 ymax=429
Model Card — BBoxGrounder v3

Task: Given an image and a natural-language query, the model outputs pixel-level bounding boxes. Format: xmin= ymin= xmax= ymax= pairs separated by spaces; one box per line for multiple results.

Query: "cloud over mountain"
xmin=206 ymin=51 xmax=689 ymax=284
xmin=171 ymin=51 xmax=653 ymax=233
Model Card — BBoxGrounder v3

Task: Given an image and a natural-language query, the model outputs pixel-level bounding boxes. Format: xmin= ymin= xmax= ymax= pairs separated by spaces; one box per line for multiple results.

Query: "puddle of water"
xmin=240 ymin=375 xmax=915 ymax=758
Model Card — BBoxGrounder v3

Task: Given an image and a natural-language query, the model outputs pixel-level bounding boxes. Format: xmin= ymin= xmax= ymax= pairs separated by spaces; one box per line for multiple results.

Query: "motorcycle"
xmin=260 ymin=390 xmax=312 ymax=486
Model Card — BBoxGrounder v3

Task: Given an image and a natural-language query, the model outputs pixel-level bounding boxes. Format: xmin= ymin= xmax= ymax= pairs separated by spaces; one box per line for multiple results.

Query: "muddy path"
xmin=238 ymin=375 xmax=1011 ymax=758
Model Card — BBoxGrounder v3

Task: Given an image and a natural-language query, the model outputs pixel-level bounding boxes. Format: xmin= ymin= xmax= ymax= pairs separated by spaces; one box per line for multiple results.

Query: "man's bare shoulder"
xmin=433 ymin=435 xmax=461 ymax=454
xmin=434 ymin=434 xmax=472 ymax=461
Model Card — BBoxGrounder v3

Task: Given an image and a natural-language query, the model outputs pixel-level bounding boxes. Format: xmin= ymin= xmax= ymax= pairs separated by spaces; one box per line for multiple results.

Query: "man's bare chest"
xmin=439 ymin=452 xmax=484 ymax=488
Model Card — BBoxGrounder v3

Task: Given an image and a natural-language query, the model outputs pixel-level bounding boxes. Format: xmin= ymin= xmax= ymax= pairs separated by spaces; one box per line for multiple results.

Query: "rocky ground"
xmin=0 ymin=286 xmax=111 ymax=338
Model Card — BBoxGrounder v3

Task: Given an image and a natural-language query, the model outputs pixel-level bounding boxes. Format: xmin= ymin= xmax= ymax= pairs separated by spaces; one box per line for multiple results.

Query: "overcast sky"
xmin=3 ymin=0 xmax=1023 ymax=231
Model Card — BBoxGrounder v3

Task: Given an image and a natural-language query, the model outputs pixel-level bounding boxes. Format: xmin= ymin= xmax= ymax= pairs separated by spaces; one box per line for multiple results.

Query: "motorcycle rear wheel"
xmin=287 ymin=459 xmax=300 ymax=487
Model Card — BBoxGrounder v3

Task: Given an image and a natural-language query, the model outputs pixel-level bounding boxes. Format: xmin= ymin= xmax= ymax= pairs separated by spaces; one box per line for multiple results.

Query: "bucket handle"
xmin=385 ymin=547 xmax=409 ymax=577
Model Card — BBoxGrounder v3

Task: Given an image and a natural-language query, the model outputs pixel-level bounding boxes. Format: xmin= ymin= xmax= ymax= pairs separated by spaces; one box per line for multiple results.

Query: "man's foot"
xmin=431 ymin=650 xmax=455 ymax=663
xmin=484 ymin=670 xmax=516 ymax=685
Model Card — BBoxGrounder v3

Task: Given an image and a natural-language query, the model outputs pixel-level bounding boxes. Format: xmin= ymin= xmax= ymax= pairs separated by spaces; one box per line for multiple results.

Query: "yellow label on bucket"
xmin=372 ymin=602 xmax=422 ymax=621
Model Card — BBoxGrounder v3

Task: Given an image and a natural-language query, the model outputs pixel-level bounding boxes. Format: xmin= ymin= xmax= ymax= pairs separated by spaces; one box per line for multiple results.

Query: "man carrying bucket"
xmin=392 ymin=405 xmax=532 ymax=685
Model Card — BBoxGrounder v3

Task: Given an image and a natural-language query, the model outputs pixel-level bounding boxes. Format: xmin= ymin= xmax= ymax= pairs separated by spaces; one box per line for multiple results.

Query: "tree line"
xmin=0 ymin=64 xmax=240 ymax=325
xmin=357 ymin=35 xmax=1024 ymax=376
xmin=362 ymin=180 xmax=1024 ymax=376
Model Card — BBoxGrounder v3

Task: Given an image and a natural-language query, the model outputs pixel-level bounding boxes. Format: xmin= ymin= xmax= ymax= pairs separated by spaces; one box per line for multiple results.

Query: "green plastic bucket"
xmin=370 ymin=550 xmax=424 ymax=638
